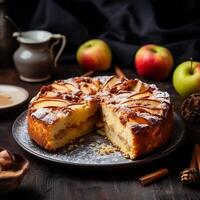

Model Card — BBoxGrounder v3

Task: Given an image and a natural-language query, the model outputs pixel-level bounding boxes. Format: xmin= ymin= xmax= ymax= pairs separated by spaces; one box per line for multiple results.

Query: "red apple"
xmin=135 ymin=44 xmax=174 ymax=80
xmin=76 ymin=39 xmax=112 ymax=71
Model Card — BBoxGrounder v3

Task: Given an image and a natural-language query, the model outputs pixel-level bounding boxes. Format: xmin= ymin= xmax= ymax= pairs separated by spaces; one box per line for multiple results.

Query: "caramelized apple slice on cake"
xmin=32 ymin=99 xmax=70 ymax=109
xmin=101 ymin=76 xmax=121 ymax=91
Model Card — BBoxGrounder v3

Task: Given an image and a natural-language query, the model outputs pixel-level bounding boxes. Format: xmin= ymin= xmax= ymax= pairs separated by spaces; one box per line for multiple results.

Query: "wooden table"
xmin=0 ymin=66 xmax=200 ymax=200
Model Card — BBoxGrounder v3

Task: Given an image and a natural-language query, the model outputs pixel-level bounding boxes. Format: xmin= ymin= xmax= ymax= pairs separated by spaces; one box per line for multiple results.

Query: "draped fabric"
xmin=9 ymin=0 xmax=200 ymax=68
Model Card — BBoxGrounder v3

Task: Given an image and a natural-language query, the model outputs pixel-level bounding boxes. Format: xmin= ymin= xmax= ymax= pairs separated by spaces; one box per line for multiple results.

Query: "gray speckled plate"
xmin=12 ymin=111 xmax=185 ymax=168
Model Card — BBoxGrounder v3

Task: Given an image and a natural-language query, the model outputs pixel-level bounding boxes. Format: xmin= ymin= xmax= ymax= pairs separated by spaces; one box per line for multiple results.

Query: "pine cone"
xmin=180 ymin=168 xmax=200 ymax=185
xmin=181 ymin=93 xmax=200 ymax=122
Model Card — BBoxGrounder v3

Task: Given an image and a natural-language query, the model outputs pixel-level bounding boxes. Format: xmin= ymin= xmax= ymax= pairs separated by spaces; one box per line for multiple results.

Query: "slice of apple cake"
xmin=100 ymin=77 xmax=173 ymax=159
xmin=28 ymin=77 xmax=100 ymax=150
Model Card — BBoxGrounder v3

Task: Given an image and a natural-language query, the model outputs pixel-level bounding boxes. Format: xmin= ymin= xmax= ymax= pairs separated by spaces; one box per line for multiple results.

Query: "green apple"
xmin=76 ymin=39 xmax=112 ymax=71
xmin=173 ymin=61 xmax=200 ymax=97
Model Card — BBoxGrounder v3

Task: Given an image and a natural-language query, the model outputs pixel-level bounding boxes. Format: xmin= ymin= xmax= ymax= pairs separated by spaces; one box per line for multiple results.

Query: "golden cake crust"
xmin=27 ymin=75 xmax=173 ymax=159
xmin=28 ymin=113 xmax=53 ymax=150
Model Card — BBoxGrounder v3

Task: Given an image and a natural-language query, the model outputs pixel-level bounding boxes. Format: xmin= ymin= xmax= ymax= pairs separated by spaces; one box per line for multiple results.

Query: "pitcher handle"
xmin=50 ymin=34 xmax=66 ymax=67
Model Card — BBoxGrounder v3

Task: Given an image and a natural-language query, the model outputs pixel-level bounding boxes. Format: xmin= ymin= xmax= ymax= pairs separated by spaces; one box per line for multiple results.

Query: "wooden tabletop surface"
xmin=0 ymin=66 xmax=200 ymax=200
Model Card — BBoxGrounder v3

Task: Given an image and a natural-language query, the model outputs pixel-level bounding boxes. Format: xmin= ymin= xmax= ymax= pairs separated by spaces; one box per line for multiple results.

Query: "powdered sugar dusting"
xmin=32 ymin=108 xmax=69 ymax=124
xmin=31 ymin=108 xmax=49 ymax=119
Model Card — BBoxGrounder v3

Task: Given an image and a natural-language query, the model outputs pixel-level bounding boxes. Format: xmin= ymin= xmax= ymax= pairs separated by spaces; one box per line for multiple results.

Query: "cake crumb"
xmin=122 ymin=153 xmax=130 ymax=158
xmin=67 ymin=138 xmax=85 ymax=151
xmin=67 ymin=143 xmax=79 ymax=151
xmin=96 ymin=140 xmax=102 ymax=144
xmin=96 ymin=144 xmax=118 ymax=156
xmin=79 ymin=138 xmax=85 ymax=144
xmin=97 ymin=128 xmax=105 ymax=136
xmin=89 ymin=143 xmax=96 ymax=147
xmin=67 ymin=144 xmax=75 ymax=151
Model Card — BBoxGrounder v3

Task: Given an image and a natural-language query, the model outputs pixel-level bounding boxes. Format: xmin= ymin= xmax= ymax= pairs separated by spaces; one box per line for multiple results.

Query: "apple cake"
xmin=27 ymin=76 xmax=173 ymax=159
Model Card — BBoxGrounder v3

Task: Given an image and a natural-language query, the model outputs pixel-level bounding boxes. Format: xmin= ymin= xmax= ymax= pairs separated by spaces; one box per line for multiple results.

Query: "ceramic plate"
xmin=12 ymin=111 xmax=185 ymax=169
xmin=0 ymin=85 xmax=29 ymax=111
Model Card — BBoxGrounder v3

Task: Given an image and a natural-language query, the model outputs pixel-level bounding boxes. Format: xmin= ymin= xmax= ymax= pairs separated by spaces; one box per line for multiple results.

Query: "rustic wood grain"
xmin=0 ymin=66 xmax=200 ymax=200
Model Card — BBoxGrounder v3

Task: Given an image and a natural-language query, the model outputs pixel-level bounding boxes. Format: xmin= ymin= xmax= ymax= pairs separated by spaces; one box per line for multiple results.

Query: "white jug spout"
xmin=13 ymin=32 xmax=20 ymax=38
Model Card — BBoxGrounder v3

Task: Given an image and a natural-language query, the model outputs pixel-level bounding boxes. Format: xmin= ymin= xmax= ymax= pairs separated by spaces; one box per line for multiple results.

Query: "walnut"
xmin=0 ymin=149 xmax=15 ymax=171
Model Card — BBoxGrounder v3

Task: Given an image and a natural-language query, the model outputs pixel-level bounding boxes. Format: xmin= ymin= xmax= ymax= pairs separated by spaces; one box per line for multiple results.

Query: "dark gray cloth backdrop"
xmin=9 ymin=0 xmax=200 ymax=68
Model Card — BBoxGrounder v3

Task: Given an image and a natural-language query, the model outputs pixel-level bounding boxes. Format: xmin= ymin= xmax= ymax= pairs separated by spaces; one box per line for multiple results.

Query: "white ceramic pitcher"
xmin=13 ymin=30 xmax=66 ymax=82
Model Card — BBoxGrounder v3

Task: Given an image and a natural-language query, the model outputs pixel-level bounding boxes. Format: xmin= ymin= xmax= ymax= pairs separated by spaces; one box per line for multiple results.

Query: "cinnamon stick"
xmin=80 ymin=70 xmax=94 ymax=77
xmin=139 ymin=168 xmax=169 ymax=186
xmin=190 ymin=144 xmax=198 ymax=169
xmin=195 ymin=144 xmax=200 ymax=171
xmin=115 ymin=66 xmax=127 ymax=78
